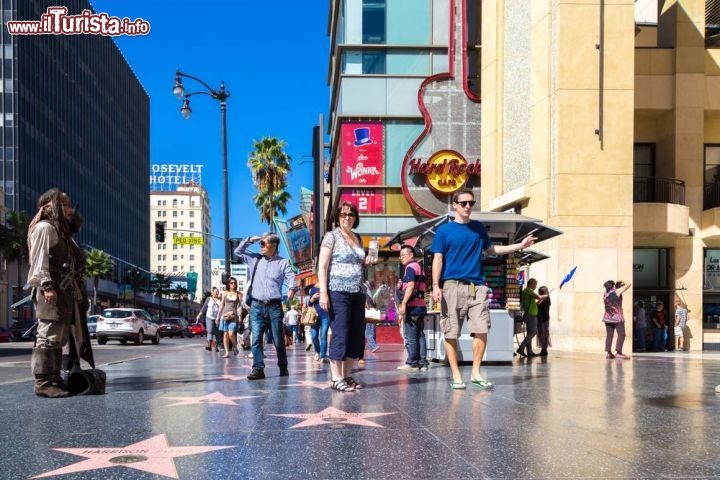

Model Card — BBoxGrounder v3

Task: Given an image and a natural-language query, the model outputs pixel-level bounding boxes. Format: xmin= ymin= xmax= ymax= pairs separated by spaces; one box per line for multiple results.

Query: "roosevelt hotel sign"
xmin=150 ymin=164 xmax=204 ymax=191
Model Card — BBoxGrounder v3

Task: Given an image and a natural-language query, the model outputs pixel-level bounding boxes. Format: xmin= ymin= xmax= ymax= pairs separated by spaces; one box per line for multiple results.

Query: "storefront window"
xmin=633 ymin=248 xmax=668 ymax=288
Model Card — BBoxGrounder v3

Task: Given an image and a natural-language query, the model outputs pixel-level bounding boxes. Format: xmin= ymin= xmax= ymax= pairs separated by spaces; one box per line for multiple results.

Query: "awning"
xmin=516 ymin=249 xmax=550 ymax=265
xmin=383 ymin=212 xmax=563 ymax=264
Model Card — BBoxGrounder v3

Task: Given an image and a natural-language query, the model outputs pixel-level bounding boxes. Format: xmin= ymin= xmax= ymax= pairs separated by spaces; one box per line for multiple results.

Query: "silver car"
xmin=96 ymin=308 xmax=160 ymax=345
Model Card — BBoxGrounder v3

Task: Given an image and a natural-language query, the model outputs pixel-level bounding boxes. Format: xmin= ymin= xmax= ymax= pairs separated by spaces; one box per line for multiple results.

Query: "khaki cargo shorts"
xmin=439 ymin=281 xmax=490 ymax=339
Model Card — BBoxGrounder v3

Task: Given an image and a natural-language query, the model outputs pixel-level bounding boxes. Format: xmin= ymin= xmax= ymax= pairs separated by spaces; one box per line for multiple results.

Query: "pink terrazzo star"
xmin=162 ymin=391 xmax=260 ymax=406
xmin=285 ymin=380 xmax=332 ymax=390
xmin=270 ymin=406 xmax=396 ymax=429
xmin=31 ymin=434 xmax=234 ymax=479
xmin=216 ymin=374 xmax=247 ymax=381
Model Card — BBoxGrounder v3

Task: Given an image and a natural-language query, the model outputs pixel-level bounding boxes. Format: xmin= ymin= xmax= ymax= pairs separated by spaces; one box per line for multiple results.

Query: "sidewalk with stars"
xmin=3 ymin=339 xmax=720 ymax=479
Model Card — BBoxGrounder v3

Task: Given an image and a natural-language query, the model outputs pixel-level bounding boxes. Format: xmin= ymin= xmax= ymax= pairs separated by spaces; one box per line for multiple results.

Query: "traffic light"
xmin=229 ymin=238 xmax=240 ymax=262
xmin=155 ymin=221 xmax=165 ymax=242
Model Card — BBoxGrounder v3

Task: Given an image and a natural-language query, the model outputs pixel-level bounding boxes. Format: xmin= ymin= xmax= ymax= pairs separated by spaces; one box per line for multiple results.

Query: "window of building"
xmin=707 ymin=0 xmax=720 ymax=47
xmin=173 ymin=255 xmax=178 ymax=261
xmin=173 ymin=266 xmax=178 ymax=272
xmin=387 ymin=0 xmax=429 ymax=44
xmin=157 ymin=254 xmax=161 ymax=261
xmin=705 ymin=145 xmax=720 ymax=209
xmin=172 ymin=199 xmax=177 ymax=206
xmin=189 ymin=255 xmax=195 ymax=261
xmin=189 ymin=211 xmax=194 ymax=218
xmin=172 ymin=211 xmax=178 ymax=217
xmin=189 ymin=222 xmax=195 ymax=229
xmin=172 ymin=222 xmax=177 ymax=228
xmin=633 ymin=143 xmax=655 ymax=177
xmin=363 ymin=0 xmax=386 ymax=44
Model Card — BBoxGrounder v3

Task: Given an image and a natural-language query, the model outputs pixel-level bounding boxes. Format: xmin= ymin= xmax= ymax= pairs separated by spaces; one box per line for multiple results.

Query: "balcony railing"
xmin=633 ymin=177 xmax=685 ymax=205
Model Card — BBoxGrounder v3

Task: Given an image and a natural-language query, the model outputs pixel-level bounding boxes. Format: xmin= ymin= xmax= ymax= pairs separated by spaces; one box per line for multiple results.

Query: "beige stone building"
xmin=150 ymin=184 xmax=212 ymax=302
xmin=480 ymin=0 xmax=720 ymax=352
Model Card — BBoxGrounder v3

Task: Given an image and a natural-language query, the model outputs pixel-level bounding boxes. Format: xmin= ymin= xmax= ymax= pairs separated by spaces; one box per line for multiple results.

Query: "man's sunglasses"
xmin=455 ymin=200 xmax=476 ymax=207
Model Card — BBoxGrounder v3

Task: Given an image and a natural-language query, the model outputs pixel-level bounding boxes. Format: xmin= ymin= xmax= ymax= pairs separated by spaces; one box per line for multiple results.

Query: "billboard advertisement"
xmin=340 ymin=122 xmax=384 ymax=213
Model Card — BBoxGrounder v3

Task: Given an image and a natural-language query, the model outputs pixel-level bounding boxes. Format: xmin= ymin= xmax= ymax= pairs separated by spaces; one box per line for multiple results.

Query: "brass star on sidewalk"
xmin=270 ymin=406 xmax=396 ymax=429
xmin=162 ymin=391 xmax=260 ymax=406
xmin=31 ymin=434 xmax=234 ymax=479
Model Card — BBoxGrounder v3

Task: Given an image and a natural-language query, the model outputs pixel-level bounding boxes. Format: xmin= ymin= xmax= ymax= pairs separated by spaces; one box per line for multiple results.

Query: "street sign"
xmin=173 ymin=236 xmax=204 ymax=246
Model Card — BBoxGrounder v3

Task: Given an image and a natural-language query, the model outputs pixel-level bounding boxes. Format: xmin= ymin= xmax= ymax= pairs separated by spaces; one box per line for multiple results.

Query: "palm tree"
xmin=124 ymin=269 xmax=148 ymax=308
xmin=84 ymin=249 xmax=114 ymax=314
xmin=170 ymin=285 xmax=189 ymax=317
xmin=247 ymin=136 xmax=292 ymax=232
xmin=0 ymin=210 xmax=30 ymax=303
xmin=151 ymin=274 xmax=172 ymax=319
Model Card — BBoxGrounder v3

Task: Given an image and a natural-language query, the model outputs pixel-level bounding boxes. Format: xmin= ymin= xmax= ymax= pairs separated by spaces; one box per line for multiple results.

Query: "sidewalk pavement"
xmin=2 ymin=342 xmax=720 ymax=479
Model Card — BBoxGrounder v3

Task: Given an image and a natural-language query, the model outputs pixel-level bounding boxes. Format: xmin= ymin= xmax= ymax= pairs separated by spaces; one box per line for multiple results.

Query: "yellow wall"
xmin=483 ymin=0 xmax=636 ymax=352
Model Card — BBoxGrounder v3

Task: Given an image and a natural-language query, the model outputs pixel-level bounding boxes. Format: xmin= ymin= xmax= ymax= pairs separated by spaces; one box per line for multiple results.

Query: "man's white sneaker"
xmin=396 ymin=364 xmax=415 ymax=371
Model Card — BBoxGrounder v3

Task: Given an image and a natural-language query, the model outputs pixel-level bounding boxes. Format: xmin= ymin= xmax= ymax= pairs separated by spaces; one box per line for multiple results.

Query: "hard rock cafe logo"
xmin=408 ymin=150 xmax=480 ymax=194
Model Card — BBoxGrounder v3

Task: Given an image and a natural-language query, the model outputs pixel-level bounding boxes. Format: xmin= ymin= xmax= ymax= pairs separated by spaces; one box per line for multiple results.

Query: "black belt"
xmin=444 ymin=279 xmax=484 ymax=286
xmin=251 ymin=298 xmax=282 ymax=305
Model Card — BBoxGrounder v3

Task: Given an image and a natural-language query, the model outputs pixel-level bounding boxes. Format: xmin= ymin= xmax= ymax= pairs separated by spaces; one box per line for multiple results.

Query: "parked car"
xmin=96 ymin=308 xmax=160 ymax=345
xmin=0 ymin=326 xmax=15 ymax=342
xmin=9 ymin=320 xmax=36 ymax=342
xmin=158 ymin=317 xmax=192 ymax=338
xmin=189 ymin=321 xmax=207 ymax=337
xmin=86 ymin=315 xmax=99 ymax=338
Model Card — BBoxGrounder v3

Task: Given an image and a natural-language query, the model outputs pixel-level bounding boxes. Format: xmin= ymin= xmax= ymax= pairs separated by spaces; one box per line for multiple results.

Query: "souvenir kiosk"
xmin=385 ymin=212 xmax=562 ymax=363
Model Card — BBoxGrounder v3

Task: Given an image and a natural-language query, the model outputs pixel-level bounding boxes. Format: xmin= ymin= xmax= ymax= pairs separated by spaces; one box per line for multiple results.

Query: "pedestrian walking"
xmin=431 ymin=189 xmax=535 ymax=390
xmin=197 ymin=287 xmax=221 ymax=352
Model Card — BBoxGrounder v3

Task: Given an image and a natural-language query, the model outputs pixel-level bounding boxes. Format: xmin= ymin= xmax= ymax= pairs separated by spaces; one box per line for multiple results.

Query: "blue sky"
xmin=90 ymin=0 xmax=330 ymax=258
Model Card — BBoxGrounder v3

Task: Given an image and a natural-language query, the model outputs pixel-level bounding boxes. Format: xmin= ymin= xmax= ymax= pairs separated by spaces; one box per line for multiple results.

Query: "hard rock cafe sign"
xmin=407 ymin=150 xmax=480 ymax=194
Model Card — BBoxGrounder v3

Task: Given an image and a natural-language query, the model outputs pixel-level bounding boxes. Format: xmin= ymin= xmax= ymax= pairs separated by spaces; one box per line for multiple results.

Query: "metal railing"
xmin=633 ymin=177 xmax=685 ymax=205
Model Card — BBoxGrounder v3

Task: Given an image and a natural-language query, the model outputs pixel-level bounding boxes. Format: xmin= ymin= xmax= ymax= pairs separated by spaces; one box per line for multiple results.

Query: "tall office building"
xmin=150 ymin=184 xmax=211 ymax=302
xmin=0 ymin=0 xmax=149 ymax=321
xmin=326 ymin=0 xmax=720 ymax=352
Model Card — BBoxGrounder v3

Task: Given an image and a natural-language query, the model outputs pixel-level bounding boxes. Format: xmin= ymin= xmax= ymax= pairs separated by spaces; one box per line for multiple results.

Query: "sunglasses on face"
xmin=339 ymin=212 xmax=356 ymax=218
xmin=455 ymin=200 xmax=476 ymax=207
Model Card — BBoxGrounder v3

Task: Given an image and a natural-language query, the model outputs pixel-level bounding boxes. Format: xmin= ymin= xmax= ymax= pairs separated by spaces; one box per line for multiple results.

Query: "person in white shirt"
xmin=284 ymin=305 xmax=301 ymax=344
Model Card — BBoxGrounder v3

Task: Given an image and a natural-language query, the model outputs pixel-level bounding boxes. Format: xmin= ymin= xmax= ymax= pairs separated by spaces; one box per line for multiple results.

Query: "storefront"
xmin=384 ymin=212 xmax=562 ymax=363
xmin=704 ymin=249 xmax=720 ymax=350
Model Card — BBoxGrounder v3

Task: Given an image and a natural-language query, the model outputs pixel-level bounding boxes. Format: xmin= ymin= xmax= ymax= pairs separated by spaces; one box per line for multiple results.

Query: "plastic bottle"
xmin=368 ymin=237 xmax=379 ymax=263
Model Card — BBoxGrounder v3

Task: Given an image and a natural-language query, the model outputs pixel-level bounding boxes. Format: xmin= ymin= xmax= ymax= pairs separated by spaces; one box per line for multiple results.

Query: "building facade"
xmin=0 ymin=0 xmax=150 ymax=323
xmin=210 ymin=260 xmax=248 ymax=294
xmin=150 ymin=184 xmax=211 ymax=302
xmin=326 ymin=0 xmax=720 ymax=352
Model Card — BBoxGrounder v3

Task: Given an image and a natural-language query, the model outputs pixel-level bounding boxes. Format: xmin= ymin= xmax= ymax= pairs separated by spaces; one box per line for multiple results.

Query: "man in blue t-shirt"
xmin=431 ymin=189 xmax=536 ymax=390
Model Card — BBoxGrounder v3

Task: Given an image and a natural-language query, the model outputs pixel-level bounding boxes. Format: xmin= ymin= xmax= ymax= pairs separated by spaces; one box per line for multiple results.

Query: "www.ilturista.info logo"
xmin=7 ymin=7 xmax=151 ymax=36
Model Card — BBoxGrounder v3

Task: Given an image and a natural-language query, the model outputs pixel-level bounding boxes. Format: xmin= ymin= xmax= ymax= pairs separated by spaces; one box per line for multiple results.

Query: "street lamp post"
xmin=173 ymin=70 xmax=231 ymax=284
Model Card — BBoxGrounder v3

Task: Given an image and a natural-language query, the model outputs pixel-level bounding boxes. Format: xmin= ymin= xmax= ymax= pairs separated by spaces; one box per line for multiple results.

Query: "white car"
xmin=96 ymin=308 xmax=160 ymax=345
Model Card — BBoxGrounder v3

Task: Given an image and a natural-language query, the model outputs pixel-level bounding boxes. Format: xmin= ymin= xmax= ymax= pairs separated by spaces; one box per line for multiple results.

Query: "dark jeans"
xmin=519 ymin=315 xmax=538 ymax=354
xmin=652 ymin=326 xmax=666 ymax=351
xmin=310 ymin=310 xmax=330 ymax=358
xmin=634 ymin=327 xmax=646 ymax=351
xmin=250 ymin=302 xmax=287 ymax=370
xmin=403 ymin=311 xmax=428 ymax=367
xmin=328 ymin=291 xmax=365 ymax=360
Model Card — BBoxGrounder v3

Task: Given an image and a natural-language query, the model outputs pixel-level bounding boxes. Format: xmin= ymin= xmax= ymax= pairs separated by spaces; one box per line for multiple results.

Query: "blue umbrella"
xmin=559 ymin=266 xmax=578 ymax=289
